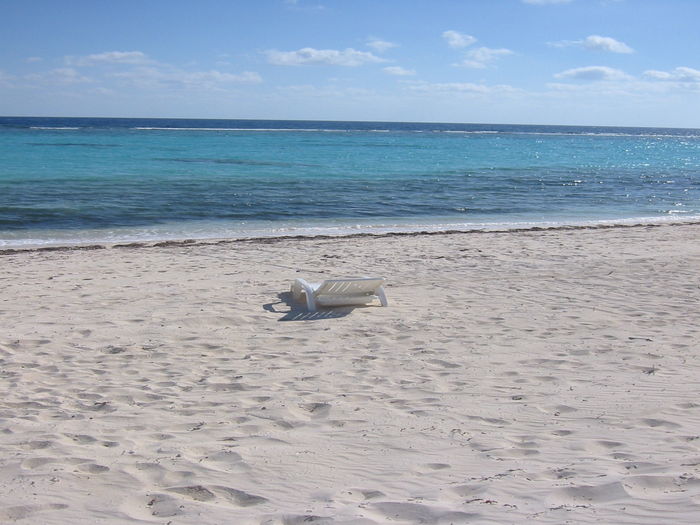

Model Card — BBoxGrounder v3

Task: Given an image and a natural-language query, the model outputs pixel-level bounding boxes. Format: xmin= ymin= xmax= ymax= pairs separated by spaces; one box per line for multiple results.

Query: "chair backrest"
xmin=315 ymin=278 xmax=385 ymax=296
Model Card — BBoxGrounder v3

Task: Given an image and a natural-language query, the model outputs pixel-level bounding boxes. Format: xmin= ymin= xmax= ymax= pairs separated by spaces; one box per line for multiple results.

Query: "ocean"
xmin=1 ymin=116 xmax=699 ymax=248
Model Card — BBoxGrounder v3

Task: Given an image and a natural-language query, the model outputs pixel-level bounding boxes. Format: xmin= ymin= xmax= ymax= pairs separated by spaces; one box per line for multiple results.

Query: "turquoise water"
xmin=1 ymin=117 xmax=699 ymax=247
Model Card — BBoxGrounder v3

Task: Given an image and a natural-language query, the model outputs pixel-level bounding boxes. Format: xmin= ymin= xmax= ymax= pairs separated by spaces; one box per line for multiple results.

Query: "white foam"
xmin=132 ymin=127 xmax=352 ymax=133
xmin=3 ymin=214 xmax=700 ymax=250
xmin=126 ymin=126 xmax=700 ymax=138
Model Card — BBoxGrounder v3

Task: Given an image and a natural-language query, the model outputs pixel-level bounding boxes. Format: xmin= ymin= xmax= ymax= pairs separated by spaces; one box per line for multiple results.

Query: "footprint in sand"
xmin=76 ymin=463 xmax=110 ymax=474
xmin=412 ymin=463 xmax=452 ymax=474
xmin=582 ymin=439 xmax=625 ymax=454
xmin=551 ymin=429 xmax=574 ymax=437
xmin=450 ymin=484 xmax=488 ymax=498
xmin=166 ymin=485 xmax=267 ymax=507
xmin=65 ymin=433 xmax=99 ymax=444
xmin=425 ymin=358 xmax=461 ymax=369
xmin=621 ymin=475 xmax=687 ymax=499
xmin=123 ymin=462 xmax=194 ymax=486
xmin=550 ymin=481 xmax=630 ymax=505
xmin=146 ymin=493 xmax=183 ymax=517
xmin=21 ymin=457 xmax=58 ymax=470
xmin=640 ymin=418 xmax=682 ymax=430
xmin=291 ymin=402 xmax=332 ymax=419
xmin=211 ymin=486 xmax=268 ymax=507
xmin=369 ymin=502 xmax=478 ymax=524
xmin=24 ymin=440 xmax=54 ymax=450
xmin=0 ymin=504 xmax=69 ymax=522
xmin=167 ymin=485 xmax=216 ymax=502
xmin=343 ymin=489 xmax=386 ymax=502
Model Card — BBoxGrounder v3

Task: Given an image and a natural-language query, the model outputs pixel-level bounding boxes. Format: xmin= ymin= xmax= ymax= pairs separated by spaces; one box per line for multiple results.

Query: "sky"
xmin=1 ymin=0 xmax=699 ymax=127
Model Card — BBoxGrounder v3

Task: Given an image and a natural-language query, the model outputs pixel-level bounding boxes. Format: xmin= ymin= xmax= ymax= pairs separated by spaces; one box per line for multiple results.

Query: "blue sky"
xmin=1 ymin=0 xmax=699 ymax=127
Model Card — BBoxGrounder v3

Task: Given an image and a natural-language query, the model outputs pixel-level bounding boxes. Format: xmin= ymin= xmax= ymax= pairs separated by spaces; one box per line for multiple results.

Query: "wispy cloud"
xmin=0 ymin=70 xmax=16 ymax=87
xmin=66 ymin=51 xmax=152 ymax=67
xmin=179 ymin=70 xmax=262 ymax=87
xmin=544 ymin=78 xmax=687 ymax=96
xmin=550 ymin=35 xmax=633 ymax=53
xmin=554 ymin=65 xmax=631 ymax=81
xmin=383 ymin=66 xmax=415 ymax=76
xmin=16 ymin=49 xmax=263 ymax=94
xmin=522 ymin=0 xmax=573 ymax=4
xmin=583 ymin=35 xmax=633 ymax=53
xmin=265 ymin=47 xmax=385 ymax=66
xmin=283 ymin=0 xmax=325 ymax=11
xmin=457 ymin=47 xmax=514 ymax=69
xmin=405 ymin=80 xmax=518 ymax=95
xmin=644 ymin=66 xmax=700 ymax=83
xmin=443 ymin=31 xmax=511 ymax=69
xmin=442 ymin=30 xmax=477 ymax=49
xmin=366 ymin=38 xmax=398 ymax=53
xmin=60 ymin=50 xmax=263 ymax=92
xmin=272 ymin=84 xmax=376 ymax=101
xmin=110 ymin=67 xmax=262 ymax=90
xmin=26 ymin=67 xmax=93 ymax=84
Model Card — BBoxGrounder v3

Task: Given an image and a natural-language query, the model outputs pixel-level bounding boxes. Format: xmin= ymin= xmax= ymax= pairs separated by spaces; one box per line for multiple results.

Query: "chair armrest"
xmin=291 ymin=278 xmax=318 ymax=312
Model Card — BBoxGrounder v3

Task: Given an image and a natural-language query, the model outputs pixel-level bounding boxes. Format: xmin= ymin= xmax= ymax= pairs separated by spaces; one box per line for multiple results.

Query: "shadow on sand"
xmin=263 ymin=292 xmax=356 ymax=321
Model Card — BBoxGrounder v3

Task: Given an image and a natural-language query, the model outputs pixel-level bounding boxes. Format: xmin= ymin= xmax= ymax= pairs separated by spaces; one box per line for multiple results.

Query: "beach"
xmin=2 ymin=223 xmax=700 ymax=524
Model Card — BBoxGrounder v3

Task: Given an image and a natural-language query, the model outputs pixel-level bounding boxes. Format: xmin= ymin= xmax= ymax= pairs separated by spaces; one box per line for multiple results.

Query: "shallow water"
xmin=2 ymin=117 xmax=699 ymax=247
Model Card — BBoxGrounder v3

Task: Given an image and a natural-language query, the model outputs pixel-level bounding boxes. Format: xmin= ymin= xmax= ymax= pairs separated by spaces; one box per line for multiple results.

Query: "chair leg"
xmin=306 ymin=294 xmax=317 ymax=312
xmin=376 ymin=286 xmax=388 ymax=307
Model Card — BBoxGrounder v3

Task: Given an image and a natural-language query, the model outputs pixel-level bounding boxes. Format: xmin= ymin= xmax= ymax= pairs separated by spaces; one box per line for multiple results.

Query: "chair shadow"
xmin=263 ymin=292 xmax=355 ymax=321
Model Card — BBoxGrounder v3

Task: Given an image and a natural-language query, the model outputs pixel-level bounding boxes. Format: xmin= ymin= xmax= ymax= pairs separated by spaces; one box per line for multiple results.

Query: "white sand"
xmin=2 ymin=223 xmax=700 ymax=524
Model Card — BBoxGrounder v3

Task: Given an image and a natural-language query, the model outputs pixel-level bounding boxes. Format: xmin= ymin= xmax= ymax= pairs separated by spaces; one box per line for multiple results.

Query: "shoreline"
xmin=2 ymin=218 xmax=700 ymax=256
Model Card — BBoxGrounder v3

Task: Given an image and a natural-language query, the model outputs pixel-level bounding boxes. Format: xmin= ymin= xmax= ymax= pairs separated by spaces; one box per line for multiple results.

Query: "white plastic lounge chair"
xmin=291 ymin=277 xmax=388 ymax=312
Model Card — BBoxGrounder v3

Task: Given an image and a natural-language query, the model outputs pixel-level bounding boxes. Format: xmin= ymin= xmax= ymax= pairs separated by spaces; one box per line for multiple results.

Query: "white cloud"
xmin=545 ymin=82 xmax=632 ymax=93
xmin=26 ymin=57 xmax=43 ymax=63
xmin=265 ymin=47 xmax=385 ymax=66
xmin=550 ymin=35 xmax=633 ymax=53
xmin=367 ymin=38 xmax=398 ymax=53
xmin=271 ymin=84 xmax=377 ymax=101
xmin=644 ymin=66 xmax=700 ymax=83
xmin=544 ymin=71 xmax=700 ymax=100
xmin=67 ymin=51 xmax=151 ymax=67
xmin=442 ymin=30 xmax=477 ymax=49
xmin=522 ymin=0 xmax=573 ymax=4
xmin=644 ymin=70 xmax=673 ymax=80
xmin=284 ymin=0 xmax=325 ymax=11
xmin=544 ymin=79 xmax=677 ymax=97
xmin=0 ymin=70 xmax=16 ymax=86
xmin=12 ymin=50 xmax=261 ymax=94
xmin=181 ymin=70 xmax=262 ymax=86
xmin=457 ymin=47 xmax=513 ymax=69
xmin=111 ymin=67 xmax=262 ymax=90
xmin=26 ymin=67 xmax=93 ymax=84
xmin=89 ymin=87 xmax=117 ymax=96
xmin=383 ymin=66 xmax=415 ymax=76
xmin=583 ymin=35 xmax=633 ymax=53
xmin=554 ymin=65 xmax=631 ymax=81
xmin=405 ymin=80 xmax=517 ymax=94
xmin=108 ymin=67 xmax=166 ymax=87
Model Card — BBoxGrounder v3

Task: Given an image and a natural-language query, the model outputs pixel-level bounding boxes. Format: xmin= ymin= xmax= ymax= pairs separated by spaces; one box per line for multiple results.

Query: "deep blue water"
xmin=1 ymin=116 xmax=699 ymax=247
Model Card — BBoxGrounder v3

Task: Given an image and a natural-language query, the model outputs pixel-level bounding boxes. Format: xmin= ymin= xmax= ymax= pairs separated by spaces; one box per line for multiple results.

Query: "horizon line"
xmin=1 ymin=115 xmax=698 ymax=131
